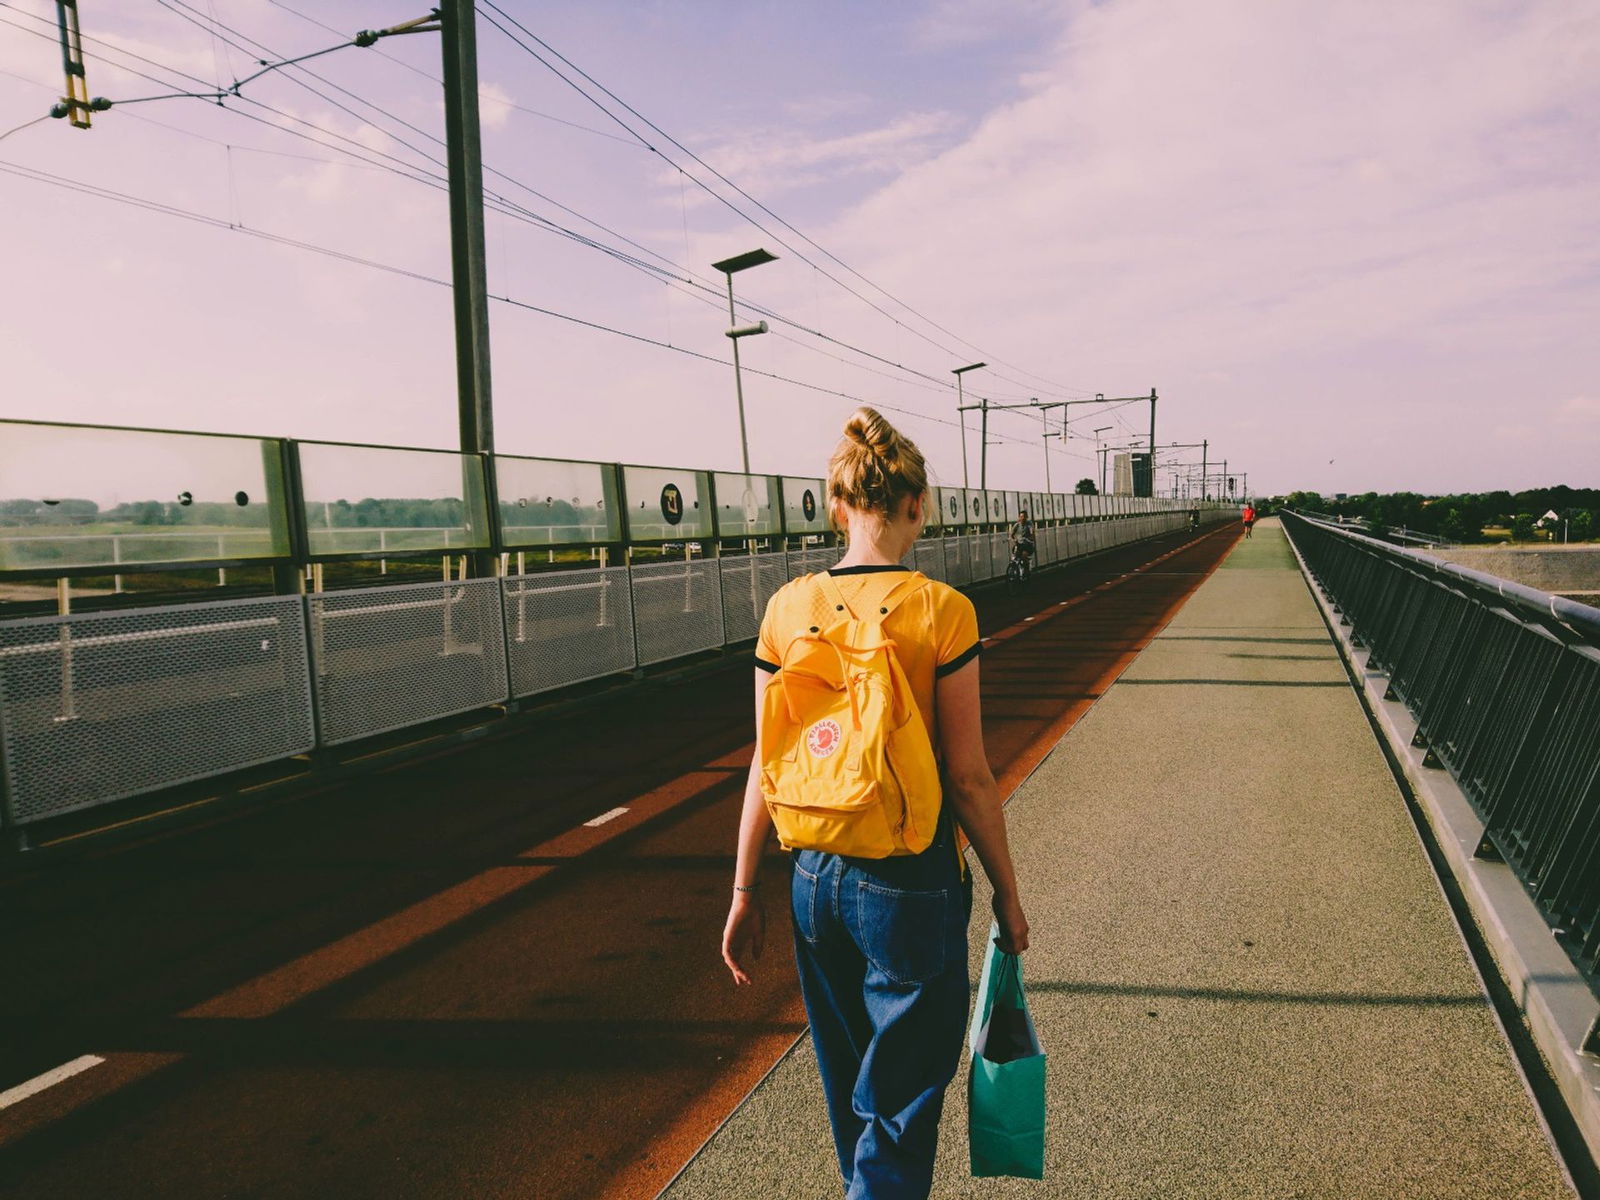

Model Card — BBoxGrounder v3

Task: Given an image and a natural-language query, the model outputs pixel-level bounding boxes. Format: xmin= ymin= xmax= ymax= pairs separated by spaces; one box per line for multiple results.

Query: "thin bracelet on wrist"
xmin=733 ymin=883 xmax=760 ymax=893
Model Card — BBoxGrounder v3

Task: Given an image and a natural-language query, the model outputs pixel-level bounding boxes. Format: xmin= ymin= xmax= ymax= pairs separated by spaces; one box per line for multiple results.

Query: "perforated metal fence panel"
xmin=0 ymin=596 xmax=315 ymax=823
xmin=720 ymin=552 xmax=789 ymax=644
xmin=1047 ymin=526 xmax=1065 ymax=562
xmin=631 ymin=558 xmax=726 ymax=667
xmin=968 ymin=532 xmax=990 ymax=581
xmin=310 ymin=578 xmax=508 ymax=745
xmin=503 ymin=567 xmax=636 ymax=697
xmin=944 ymin=534 xmax=970 ymax=586
xmin=787 ymin=547 xmax=837 ymax=580
xmin=987 ymin=533 xmax=1009 ymax=579
xmin=914 ymin=539 xmax=946 ymax=583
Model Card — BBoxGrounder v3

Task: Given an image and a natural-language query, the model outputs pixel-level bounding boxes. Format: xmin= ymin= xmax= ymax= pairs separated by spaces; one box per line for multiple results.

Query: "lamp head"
xmin=712 ymin=248 xmax=777 ymax=275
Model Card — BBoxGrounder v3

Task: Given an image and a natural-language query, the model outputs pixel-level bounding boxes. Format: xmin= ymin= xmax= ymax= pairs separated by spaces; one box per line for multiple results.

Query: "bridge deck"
xmin=665 ymin=519 xmax=1577 ymax=1199
xmin=0 ymin=524 xmax=1241 ymax=1199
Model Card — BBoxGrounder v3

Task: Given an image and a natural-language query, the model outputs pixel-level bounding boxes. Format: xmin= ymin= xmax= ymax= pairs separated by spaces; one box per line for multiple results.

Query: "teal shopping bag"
xmin=967 ymin=923 xmax=1046 ymax=1179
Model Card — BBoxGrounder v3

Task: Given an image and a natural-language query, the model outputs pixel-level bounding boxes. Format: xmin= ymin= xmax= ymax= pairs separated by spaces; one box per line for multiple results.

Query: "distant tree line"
xmin=1271 ymin=486 xmax=1598 ymax=543
xmin=0 ymin=496 xmax=476 ymax=530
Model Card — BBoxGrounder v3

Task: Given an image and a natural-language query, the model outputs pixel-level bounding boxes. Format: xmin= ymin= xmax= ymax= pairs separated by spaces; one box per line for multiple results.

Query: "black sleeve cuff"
xmin=754 ymin=655 xmax=779 ymax=674
xmin=935 ymin=642 xmax=981 ymax=677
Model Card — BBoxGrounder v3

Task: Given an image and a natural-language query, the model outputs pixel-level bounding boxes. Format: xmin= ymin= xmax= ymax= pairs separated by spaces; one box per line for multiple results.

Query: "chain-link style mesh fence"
xmin=630 ymin=558 xmax=726 ymax=667
xmin=0 ymin=596 xmax=314 ymax=823
xmin=310 ymin=578 xmax=509 ymax=745
xmin=719 ymin=552 xmax=789 ymax=645
xmin=504 ymin=567 xmax=636 ymax=697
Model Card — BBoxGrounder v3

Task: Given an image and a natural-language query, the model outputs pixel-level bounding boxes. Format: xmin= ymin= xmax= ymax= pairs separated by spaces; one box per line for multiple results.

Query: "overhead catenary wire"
xmin=2 ymin=7 xmax=1103 ymax=464
xmin=0 ymin=155 xmax=1053 ymax=455
xmin=263 ymin=0 xmax=646 ymax=148
xmin=3 ymin=4 xmax=1071 ymax=421
xmin=94 ymin=2 xmax=990 ymax=409
xmin=0 ymin=113 xmax=48 ymax=143
xmin=477 ymin=0 xmax=1096 ymax=402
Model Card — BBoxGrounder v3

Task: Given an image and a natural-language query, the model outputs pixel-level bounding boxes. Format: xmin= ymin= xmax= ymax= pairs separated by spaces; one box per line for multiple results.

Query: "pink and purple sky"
xmin=2 ymin=0 xmax=1597 ymax=499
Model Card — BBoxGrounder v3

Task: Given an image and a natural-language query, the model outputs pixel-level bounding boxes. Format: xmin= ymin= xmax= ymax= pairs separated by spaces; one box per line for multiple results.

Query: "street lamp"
xmin=952 ymin=363 xmax=986 ymax=488
xmin=712 ymin=248 xmax=777 ymax=474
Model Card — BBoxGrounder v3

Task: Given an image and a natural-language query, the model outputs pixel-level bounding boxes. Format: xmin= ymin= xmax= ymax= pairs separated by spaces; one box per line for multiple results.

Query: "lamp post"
xmin=712 ymin=248 xmax=777 ymax=474
xmin=952 ymin=362 xmax=986 ymax=488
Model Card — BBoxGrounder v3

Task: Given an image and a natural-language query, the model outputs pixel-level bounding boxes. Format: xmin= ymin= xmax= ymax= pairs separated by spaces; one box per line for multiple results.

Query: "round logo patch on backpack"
xmin=806 ymin=719 xmax=842 ymax=759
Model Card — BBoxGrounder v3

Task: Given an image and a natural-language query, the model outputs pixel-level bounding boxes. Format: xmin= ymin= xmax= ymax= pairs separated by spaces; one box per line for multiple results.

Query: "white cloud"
xmin=671 ymin=111 xmax=962 ymax=205
xmin=912 ymin=0 xmax=1063 ymax=50
xmin=1559 ymin=396 xmax=1600 ymax=423
xmin=816 ymin=0 xmax=1600 ymax=491
xmin=478 ymin=82 xmax=514 ymax=131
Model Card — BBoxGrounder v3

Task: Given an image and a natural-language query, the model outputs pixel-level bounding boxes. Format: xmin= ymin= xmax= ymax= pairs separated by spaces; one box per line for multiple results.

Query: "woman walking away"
xmin=721 ymin=406 xmax=1030 ymax=1200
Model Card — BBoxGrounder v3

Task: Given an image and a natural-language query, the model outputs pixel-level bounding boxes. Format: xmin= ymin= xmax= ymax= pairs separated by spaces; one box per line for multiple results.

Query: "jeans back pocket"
xmin=854 ymin=879 xmax=948 ymax=985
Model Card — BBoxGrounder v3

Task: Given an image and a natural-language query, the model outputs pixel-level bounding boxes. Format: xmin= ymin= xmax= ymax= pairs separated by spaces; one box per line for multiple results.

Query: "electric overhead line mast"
xmin=50 ymin=1 xmax=106 ymax=128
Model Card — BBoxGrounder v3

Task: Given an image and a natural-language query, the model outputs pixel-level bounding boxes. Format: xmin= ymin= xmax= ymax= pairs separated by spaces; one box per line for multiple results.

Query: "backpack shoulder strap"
xmin=877 ymin=571 xmax=929 ymax=619
xmin=813 ymin=571 xmax=852 ymax=618
xmin=814 ymin=569 xmax=928 ymax=622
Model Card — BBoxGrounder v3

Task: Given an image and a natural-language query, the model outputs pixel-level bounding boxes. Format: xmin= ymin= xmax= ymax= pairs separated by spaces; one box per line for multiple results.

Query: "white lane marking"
xmin=0 ymin=1055 xmax=105 ymax=1111
xmin=584 ymin=807 xmax=629 ymax=828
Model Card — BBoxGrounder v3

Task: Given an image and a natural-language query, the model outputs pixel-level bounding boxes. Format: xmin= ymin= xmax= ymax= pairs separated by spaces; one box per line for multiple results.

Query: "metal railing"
xmin=1282 ymin=510 xmax=1600 ymax=983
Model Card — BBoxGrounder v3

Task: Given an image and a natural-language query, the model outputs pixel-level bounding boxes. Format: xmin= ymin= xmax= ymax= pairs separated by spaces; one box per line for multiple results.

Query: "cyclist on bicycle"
xmin=1009 ymin=509 xmax=1037 ymax=576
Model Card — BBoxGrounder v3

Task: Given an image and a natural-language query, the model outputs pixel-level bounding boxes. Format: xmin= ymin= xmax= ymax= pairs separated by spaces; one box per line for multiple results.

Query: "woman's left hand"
xmin=721 ymin=892 xmax=766 ymax=986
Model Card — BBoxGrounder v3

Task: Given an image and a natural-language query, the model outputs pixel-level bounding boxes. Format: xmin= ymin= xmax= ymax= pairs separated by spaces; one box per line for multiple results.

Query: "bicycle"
xmin=1005 ymin=543 xmax=1033 ymax=594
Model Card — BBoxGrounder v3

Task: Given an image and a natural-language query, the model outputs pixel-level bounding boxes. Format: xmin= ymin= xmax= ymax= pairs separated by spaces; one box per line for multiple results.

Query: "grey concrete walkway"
xmin=665 ymin=520 xmax=1576 ymax=1199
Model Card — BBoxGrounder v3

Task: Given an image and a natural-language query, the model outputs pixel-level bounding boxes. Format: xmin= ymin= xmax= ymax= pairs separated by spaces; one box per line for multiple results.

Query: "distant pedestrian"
xmin=722 ymin=406 xmax=1030 ymax=1200
xmin=1242 ymin=502 xmax=1256 ymax=538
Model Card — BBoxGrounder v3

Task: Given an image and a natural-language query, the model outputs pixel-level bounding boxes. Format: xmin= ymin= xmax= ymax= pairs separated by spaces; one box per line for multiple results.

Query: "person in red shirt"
xmin=1242 ymin=502 xmax=1256 ymax=538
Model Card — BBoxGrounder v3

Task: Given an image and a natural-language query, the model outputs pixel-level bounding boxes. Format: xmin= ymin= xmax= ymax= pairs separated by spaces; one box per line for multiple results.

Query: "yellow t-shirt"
xmin=754 ymin=565 xmax=981 ymax=744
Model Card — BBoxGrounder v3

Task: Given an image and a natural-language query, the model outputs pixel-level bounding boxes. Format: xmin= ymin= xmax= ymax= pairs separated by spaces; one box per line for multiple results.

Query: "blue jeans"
xmin=791 ymin=816 xmax=973 ymax=1199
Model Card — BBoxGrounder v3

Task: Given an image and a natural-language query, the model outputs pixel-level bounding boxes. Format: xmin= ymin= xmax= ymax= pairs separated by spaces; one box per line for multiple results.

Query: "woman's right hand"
xmin=992 ymin=892 xmax=1030 ymax=955
xmin=721 ymin=891 xmax=766 ymax=986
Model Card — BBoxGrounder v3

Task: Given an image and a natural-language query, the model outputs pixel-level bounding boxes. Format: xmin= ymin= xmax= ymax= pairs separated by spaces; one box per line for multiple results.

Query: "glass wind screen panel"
xmin=298 ymin=442 xmax=488 ymax=557
xmin=986 ymin=491 xmax=1008 ymax=523
xmin=714 ymin=473 xmax=781 ymax=537
xmin=497 ymin=456 xmax=619 ymax=546
xmin=1003 ymin=492 xmax=1021 ymax=521
xmin=963 ymin=489 xmax=985 ymax=524
xmin=781 ymin=477 xmax=827 ymax=534
xmin=623 ymin=465 xmax=712 ymax=540
xmin=0 ymin=421 xmax=288 ymax=571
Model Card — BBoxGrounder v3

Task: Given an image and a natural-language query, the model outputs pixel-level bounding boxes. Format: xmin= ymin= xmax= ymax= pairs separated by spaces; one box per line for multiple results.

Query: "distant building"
xmin=1112 ymin=452 xmax=1132 ymax=495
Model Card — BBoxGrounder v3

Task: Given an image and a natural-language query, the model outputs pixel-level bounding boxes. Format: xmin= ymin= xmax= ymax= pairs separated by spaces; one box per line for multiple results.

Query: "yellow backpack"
xmin=759 ymin=571 xmax=942 ymax=858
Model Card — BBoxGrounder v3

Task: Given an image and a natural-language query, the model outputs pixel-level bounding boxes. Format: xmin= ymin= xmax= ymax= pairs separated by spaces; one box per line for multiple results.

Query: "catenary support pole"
xmin=440 ymin=0 xmax=501 ymax=577
xmin=980 ymin=398 xmax=990 ymax=491
xmin=1147 ymin=388 xmax=1157 ymax=499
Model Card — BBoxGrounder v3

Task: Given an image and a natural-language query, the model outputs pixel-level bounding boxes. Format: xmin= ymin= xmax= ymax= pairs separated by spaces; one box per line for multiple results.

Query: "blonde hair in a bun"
xmin=826 ymin=406 xmax=928 ymax=528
